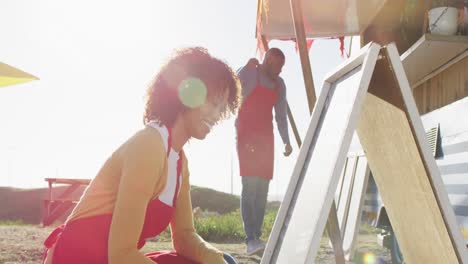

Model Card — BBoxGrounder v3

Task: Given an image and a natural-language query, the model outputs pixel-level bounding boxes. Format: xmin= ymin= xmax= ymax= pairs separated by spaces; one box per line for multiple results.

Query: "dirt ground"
xmin=0 ymin=225 xmax=391 ymax=264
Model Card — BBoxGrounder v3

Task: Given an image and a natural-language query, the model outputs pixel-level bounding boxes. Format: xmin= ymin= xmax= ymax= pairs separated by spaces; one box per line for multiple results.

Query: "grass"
xmin=0 ymin=219 xmax=30 ymax=226
xmin=157 ymin=209 xmax=278 ymax=243
xmin=0 ymin=186 xmax=391 ymax=263
xmin=194 ymin=210 xmax=245 ymax=242
xmin=359 ymin=223 xmax=382 ymax=235
xmin=0 ymin=218 xmax=391 ymax=264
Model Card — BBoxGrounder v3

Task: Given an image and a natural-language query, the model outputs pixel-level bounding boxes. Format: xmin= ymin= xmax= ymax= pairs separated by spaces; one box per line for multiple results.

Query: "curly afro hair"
xmin=144 ymin=47 xmax=241 ymax=128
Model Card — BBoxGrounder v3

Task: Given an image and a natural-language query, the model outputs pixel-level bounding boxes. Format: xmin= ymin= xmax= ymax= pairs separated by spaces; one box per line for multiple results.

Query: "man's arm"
xmin=274 ymin=79 xmax=291 ymax=146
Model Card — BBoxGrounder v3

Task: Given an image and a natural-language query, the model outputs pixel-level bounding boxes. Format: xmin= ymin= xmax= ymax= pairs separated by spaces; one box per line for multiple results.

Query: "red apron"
xmin=42 ymin=128 xmax=198 ymax=264
xmin=236 ymin=69 xmax=279 ymax=180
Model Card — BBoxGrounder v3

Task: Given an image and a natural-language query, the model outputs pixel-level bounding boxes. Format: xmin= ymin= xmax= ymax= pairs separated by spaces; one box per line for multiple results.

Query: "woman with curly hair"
xmin=42 ymin=47 xmax=241 ymax=264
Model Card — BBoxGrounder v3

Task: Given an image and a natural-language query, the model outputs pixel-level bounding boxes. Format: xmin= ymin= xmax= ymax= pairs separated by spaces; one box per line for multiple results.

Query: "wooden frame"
xmin=42 ymin=178 xmax=91 ymax=226
xmin=339 ymin=154 xmax=370 ymax=259
xmin=261 ymin=42 xmax=381 ymax=264
xmin=288 ymin=1 xmax=346 ymax=261
xmin=262 ymin=42 xmax=468 ymax=263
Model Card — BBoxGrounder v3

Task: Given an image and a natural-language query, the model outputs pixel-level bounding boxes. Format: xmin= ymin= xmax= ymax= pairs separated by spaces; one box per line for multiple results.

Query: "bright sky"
xmin=0 ymin=0 xmax=360 ymax=199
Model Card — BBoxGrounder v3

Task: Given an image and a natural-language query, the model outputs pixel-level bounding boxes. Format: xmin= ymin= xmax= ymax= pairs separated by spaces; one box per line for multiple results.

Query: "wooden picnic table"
xmin=42 ymin=178 xmax=91 ymax=226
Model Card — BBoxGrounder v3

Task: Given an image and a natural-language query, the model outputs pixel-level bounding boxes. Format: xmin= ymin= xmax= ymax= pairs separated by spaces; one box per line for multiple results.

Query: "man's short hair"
xmin=266 ymin=48 xmax=285 ymax=60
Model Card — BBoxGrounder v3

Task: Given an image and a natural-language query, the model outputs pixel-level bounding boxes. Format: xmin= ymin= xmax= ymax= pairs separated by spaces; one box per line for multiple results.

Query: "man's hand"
xmin=283 ymin=144 xmax=292 ymax=157
xmin=245 ymin=58 xmax=259 ymax=68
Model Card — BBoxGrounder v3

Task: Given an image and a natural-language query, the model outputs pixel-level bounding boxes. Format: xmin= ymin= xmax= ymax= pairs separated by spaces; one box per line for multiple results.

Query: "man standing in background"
xmin=236 ymin=48 xmax=292 ymax=255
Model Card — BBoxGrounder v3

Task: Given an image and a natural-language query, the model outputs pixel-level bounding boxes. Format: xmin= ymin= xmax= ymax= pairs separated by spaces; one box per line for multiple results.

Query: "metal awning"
xmin=257 ymin=0 xmax=387 ymax=39
xmin=0 ymin=62 xmax=38 ymax=88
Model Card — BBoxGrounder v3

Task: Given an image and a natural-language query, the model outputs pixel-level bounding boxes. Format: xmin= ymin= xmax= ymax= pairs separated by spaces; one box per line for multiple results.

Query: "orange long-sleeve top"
xmin=44 ymin=125 xmax=225 ymax=264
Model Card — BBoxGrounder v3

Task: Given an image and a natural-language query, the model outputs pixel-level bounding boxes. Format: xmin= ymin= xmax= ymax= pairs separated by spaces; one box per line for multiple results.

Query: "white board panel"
xmin=343 ymin=156 xmax=370 ymax=259
xmin=335 ymin=160 xmax=348 ymax=203
xmin=336 ymin=156 xmax=357 ymax=229
xmin=386 ymin=43 xmax=468 ymax=262
xmin=261 ymin=42 xmax=381 ymax=264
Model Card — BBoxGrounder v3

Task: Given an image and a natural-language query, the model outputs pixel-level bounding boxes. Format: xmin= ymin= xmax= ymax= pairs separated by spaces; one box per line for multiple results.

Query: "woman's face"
xmin=182 ymin=88 xmax=229 ymax=140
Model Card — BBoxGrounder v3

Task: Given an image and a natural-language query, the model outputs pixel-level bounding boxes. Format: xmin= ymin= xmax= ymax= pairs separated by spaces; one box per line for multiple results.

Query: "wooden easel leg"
xmin=327 ymin=203 xmax=346 ymax=264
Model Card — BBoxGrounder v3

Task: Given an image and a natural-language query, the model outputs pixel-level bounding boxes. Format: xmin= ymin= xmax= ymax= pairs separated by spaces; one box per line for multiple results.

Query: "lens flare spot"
xmin=363 ymin=252 xmax=376 ymax=264
xmin=178 ymin=77 xmax=207 ymax=108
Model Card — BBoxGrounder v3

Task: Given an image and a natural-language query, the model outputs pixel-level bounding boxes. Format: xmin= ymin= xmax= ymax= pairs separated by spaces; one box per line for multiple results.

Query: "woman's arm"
xmin=171 ymin=156 xmax=226 ymax=264
xmin=108 ymin=130 xmax=165 ymax=264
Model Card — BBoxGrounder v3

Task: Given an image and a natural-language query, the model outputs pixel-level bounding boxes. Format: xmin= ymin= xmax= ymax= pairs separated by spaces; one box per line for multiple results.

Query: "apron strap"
xmin=166 ymin=126 xmax=183 ymax=207
xmin=44 ymin=224 xmax=65 ymax=249
xmin=173 ymin=151 xmax=183 ymax=207
xmin=42 ymin=224 xmax=66 ymax=264
xmin=166 ymin=127 xmax=173 ymax=155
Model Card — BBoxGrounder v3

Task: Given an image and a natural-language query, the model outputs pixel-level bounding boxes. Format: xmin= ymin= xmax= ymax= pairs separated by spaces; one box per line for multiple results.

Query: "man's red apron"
xmin=236 ymin=69 xmax=278 ymax=180
xmin=42 ymin=127 xmax=198 ymax=264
